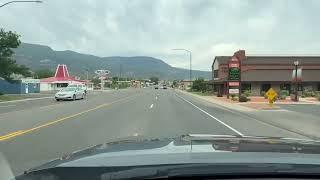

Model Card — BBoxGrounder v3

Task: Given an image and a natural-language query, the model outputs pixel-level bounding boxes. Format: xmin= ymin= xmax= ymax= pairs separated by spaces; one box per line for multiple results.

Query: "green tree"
xmin=91 ymin=78 xmax=100 ymax=86
xmin=150 ymin=76 xmax=159 ymax=84
xmin=192 ymin=78 xmax=206 ymax=92
xmin=34 ymin=69 xmax=54 ymax=79
xmin=0 ymin=28 xmax=31 ymax=81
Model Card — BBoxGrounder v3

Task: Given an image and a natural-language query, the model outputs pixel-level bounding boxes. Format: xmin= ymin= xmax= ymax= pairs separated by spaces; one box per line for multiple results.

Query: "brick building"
xmin=211 ymin=51 xmax=320 ymax=96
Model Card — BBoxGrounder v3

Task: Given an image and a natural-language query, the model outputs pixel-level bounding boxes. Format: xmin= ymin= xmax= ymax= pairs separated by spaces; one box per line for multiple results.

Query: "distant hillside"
xmin=13 ymin=43 xmax=210 ymax=80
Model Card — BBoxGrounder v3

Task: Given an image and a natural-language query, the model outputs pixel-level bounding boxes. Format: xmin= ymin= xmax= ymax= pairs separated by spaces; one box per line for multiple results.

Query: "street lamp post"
xmin=0 ymin=1 xmax=42 ymax=8
xmin=294 ymin=60 xmax=299 ymax=102
xmin=172 ymin=49 xmax=192 ymax=81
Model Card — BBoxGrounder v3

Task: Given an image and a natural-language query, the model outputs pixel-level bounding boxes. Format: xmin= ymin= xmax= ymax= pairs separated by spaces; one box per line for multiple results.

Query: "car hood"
xmin=26 ymin=134 xmax=320 ymax=173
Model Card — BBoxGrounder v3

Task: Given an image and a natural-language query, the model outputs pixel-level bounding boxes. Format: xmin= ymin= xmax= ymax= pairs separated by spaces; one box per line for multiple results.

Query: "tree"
xmin=150 ymin=76 xmax=159 ymax=84
xmin=192 ymin=78 xmax=206 ymax=92
xmin=0 ymin=28 xmax=31 ymax=81
xmin=91 ymin=78 xmax=100 ymax=86
xmin=34 ymin=69 xmax=54 ymax=79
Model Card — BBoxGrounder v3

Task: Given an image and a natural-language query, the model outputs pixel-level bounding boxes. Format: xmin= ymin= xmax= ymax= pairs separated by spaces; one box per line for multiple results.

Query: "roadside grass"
xmin=190 ymin=91 xmax=212 ymax=96
xmin=0 ymin=95 xmax=26 ymax=102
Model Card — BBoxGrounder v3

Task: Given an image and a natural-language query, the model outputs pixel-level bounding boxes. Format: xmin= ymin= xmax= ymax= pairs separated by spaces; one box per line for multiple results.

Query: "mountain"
xmin=13 ymin=43 xmax=211 ymax=80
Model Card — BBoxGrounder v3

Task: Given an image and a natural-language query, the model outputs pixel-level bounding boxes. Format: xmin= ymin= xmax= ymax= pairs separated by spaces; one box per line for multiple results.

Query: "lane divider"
xmin=175 ymin=93 xmax=244 ymax=137
xmin=0 ymin=94 xmax=139 ymax=141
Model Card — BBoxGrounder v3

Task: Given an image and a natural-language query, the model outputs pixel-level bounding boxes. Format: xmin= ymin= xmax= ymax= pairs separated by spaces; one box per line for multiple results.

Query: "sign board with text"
xmin=228 ymin=82 xmax=240 ymax=86
xmin=229 ymin=68 xmax=240 ymax=81
xmin=229 ymin=88 xmax=239 ymax=94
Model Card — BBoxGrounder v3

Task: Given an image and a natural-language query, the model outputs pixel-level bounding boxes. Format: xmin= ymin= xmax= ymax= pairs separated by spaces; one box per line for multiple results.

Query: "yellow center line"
xmin=0 ymin=94 xmax=138 ymax=141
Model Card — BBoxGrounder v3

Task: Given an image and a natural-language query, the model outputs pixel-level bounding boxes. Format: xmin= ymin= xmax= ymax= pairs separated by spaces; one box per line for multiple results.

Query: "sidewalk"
xmin=178 ymin=90 xmax=320 ymax=111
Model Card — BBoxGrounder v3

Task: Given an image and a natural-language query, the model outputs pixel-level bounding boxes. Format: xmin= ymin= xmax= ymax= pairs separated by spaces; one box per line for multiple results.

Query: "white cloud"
xmin=1 ymin=0 xmax=320 ymax=71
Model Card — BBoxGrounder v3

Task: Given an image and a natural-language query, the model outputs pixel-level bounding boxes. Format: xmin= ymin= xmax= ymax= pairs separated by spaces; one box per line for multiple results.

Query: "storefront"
xmin=211 ymin=50 xmax=320 ymax=96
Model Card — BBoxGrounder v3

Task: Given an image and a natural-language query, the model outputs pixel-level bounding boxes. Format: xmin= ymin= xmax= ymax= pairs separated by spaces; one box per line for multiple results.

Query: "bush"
xmin=239 ymin=95 xmax=248 ymax=102
xmin=301 ymin=94 xmax=306 ymax=98
xmin=243 ymin=90 xmax=251 ymax=97
xmin=303 ymin=90 xmax=316 ymax=97
xmin=280 ymin=95 xmax=287 ymax=100
xmin=260 ymin=91 xmax=265 ymax=97
xmin=0 ymin=92 xmax=3 ymax=96
xmin=280 ymin=90 xmax=289 ymax=96
xmin=230 ymin=94 xmax=237 ymax=101
xmin=317 ymin=95 xmax=320 ymax=101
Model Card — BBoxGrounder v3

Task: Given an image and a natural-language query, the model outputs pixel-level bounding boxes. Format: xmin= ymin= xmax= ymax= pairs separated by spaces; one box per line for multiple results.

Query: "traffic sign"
xmin=266 ymin=88 xmax=278 ymax=101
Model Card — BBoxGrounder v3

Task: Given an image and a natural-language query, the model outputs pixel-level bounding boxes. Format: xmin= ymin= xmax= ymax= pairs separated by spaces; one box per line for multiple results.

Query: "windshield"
xmin=1 ymin=0 xmax=320 ymax=178
xmin=61 ymin=88 xmax=76 ymax=92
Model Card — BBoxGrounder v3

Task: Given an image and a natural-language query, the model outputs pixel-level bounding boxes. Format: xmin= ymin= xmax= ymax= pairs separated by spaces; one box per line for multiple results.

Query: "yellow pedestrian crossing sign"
xmin=266 ymin=88 xmax=277 ymax=104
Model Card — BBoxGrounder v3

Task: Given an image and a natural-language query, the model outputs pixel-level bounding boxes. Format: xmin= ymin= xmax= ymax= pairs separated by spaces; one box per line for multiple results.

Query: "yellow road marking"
xmin=0 ymin=95 xmax=137 ymax=141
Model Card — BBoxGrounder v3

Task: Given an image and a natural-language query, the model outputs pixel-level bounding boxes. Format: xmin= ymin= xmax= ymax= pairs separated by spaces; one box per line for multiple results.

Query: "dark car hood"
xmin=26 ymin=134 xmax=320 ymax=172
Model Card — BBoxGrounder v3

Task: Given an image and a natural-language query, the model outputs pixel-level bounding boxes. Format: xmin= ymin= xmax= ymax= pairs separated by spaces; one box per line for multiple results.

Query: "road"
xmin=0 ymin=88 xmax=313 ymax=175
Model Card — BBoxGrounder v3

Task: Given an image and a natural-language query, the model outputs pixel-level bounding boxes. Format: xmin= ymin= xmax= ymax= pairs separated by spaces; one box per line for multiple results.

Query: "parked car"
xmin=155 ymin=86 xmax=159 ymax=89
xmin=55 ymin=87 xmax=86 ymax=101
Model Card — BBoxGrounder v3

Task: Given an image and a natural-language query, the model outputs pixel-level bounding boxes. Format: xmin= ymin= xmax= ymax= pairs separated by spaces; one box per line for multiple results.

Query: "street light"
xmin=0 ymin=1 xmax=42 ymax=8
xmin=294 ymin=60 xmax=299 ymax=102
xmin=172 ymin=48 xmax=192 ymax=81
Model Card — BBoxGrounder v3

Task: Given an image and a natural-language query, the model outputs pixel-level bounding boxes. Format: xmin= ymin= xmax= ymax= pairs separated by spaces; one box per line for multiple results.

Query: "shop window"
xmin=242 ymin=83 xmax=251 ymax=92
xmin=261 ymin=84 xmax=271 ymax=92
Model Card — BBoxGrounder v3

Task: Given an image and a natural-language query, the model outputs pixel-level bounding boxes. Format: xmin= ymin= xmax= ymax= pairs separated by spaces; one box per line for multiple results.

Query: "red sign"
xmin=231 ymin=57 xmax=239 ymax=62
xmin=229 ymin=63 xmax=239 ymax=68
xmin=229 ymin=82 xmax=240 ymax=86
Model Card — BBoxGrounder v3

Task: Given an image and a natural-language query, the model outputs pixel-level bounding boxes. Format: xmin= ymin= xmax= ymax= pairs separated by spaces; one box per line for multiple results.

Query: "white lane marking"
xmin=149 ymin=104 xmax=154 ymax=109
xmin=176 ymin=94 xmax=244 ymax=136
xmin=155 ymin=96 xmax=158 ymax=100
xmin=0 ymin=105 xmax=16 ymax=107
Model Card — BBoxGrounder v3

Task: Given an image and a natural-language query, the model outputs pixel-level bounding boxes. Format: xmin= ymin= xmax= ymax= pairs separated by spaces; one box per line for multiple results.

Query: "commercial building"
xmin=40 ymin=64 xmax=90 ymax=91
xmin=211 ymin=50 xmax=320 ymax=96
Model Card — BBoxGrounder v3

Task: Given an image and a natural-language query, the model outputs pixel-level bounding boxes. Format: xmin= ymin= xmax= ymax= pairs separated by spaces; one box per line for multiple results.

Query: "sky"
xmin=1 ymin=0 xmax=320 ymax=71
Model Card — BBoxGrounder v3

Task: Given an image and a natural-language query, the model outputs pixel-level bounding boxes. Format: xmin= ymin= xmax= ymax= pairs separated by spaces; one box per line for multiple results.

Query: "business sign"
xmin=229 ymin=63 xmax=239 ymax=68
xmin=21 ymin=79 xmax=40 ymax=84
xmin=229 ymin=68 xmax=240 ymax=81
xmin=229 ymin=88 xmax=239 ymax=94
xmin=228 ymin=82 xmax=240 ymax=87
xmin=292 ymin=68 xmax=302 ymax=82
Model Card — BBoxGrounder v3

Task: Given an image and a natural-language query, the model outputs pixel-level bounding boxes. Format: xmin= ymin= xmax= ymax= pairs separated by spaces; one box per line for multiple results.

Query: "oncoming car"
xmin=55 ymin=87 xmax=86 ymax=101
xmin=67 ymin=84 xmax=87 ymax=94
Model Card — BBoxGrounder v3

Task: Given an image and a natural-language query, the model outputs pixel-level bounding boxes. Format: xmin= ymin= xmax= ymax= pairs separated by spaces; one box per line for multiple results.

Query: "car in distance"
xmin=67 ymin=84 xmax=87 ymax=94
xmin=154 ymin=86 xmax=159 ymax=89
xmin=55 ymin=87 xmax=86 ymax=101
xmin=163 ymin=84 xmax=167 ymax=89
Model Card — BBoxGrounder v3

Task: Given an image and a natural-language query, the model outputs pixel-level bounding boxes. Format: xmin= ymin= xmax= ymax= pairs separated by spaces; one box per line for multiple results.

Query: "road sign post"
xmin=266 ymin=88 xmax=278 ymax=105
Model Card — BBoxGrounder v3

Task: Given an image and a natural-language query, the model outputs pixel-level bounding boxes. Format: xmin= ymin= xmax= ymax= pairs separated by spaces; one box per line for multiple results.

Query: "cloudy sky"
xmin=1 ymin=0 xmax=319 ymax=71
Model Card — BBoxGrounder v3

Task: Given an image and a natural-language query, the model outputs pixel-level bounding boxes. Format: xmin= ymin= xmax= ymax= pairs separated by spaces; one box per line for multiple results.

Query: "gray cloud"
xmin=1 ymin=0 xmax=319 ymax=70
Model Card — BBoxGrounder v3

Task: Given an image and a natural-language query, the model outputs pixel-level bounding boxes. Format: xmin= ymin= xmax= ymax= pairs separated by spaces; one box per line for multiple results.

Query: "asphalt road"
xmin=0 ymin=88 xmax=312 ymax=175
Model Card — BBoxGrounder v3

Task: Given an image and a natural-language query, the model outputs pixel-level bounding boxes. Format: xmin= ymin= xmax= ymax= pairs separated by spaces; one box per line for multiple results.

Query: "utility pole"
xmin=172 ymin=49 xmax=192 ymax=81
xmin=294 ymin=60 xmax=299 ymax=101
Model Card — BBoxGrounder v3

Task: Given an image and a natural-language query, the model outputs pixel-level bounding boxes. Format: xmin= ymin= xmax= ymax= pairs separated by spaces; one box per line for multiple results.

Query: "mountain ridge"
xmin=13 ymin=43 xmax=211 ymax=80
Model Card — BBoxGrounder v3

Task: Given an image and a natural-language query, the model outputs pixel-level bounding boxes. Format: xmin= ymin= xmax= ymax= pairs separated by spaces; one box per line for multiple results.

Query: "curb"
xmin=0 ymin=96 xmax=52 ymax=104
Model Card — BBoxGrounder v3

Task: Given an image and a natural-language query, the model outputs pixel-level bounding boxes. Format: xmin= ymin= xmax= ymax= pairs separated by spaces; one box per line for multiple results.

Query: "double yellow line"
xmin=0 ymin=94 xmax=137 ymax=141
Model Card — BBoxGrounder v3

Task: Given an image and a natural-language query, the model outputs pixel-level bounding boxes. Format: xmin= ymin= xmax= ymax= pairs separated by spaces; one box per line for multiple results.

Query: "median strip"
xmin=0 ymin=95 xmax=138 ymax=141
